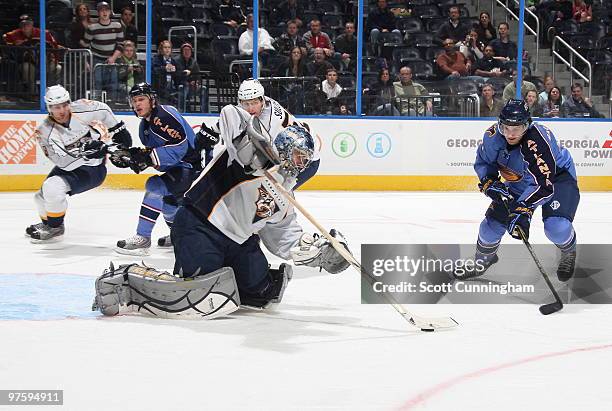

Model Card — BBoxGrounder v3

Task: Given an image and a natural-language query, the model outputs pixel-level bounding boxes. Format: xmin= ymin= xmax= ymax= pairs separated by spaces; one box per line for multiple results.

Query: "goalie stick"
xmin=262 ymin=169 xmax=458 ymax=332
xmin=237 ymin=107 xmax=457 ymax=330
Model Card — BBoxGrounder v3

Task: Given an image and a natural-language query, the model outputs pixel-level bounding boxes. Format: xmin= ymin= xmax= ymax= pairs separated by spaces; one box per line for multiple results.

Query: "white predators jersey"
xmin=184 ymin=102 xmax=306 ymax=259
xmin=35 ymin=99 xmax=120 ymax=171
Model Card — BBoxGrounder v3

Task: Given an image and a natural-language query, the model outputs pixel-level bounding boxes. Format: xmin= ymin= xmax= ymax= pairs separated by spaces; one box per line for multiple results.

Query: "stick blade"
xmin=539 ymin=301 xmax=563 ymax=315
xmin=408 ymin=315 xmax=459 ymax=331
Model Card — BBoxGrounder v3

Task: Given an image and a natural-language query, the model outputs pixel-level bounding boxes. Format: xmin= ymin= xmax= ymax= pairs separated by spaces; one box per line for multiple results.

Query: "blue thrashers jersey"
xmin=474 ymin=122 xmax=577 ymax=208
xmin=139 ymin=105 xmax=197 ymax=171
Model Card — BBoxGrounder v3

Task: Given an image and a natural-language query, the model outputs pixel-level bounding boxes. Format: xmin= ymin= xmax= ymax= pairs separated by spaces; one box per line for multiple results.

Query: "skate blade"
xmin=114 ymin=247 xmax=151 ymax=256
xmin=30 ymin=235 xmax=64 ymax=244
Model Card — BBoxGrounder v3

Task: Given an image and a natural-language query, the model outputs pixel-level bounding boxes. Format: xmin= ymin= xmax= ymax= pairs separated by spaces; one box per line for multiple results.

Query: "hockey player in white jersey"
xmin=197 ymin=79 xmax=320 ymax=189
xmin=27 ymin=85 xmax=132 ymax=242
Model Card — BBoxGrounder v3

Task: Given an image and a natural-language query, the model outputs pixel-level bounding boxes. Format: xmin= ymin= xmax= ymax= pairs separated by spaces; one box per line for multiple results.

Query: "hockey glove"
xmin=109 ymin=121 xmax=132 ymax=148
xmin=290 ymin=230 xmax=351 ymax=274
xmin=479 ymin=176 xmax=513 ymax=204
xmin=196 ymin=122 xmax=220 ymax=151
xmin=507 ymin=203 xmax=534 ymax=240
xmin=127 ymin=147 xmax=153 ymax=174
xmin=80 ymin=140 xmax=108 ymax=159
xmin=109 ymin=148 xmax=132 ymax=168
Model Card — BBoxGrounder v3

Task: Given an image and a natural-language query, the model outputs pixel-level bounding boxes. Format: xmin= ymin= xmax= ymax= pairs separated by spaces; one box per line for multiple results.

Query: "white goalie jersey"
xmin=35 ymin=99 xmax=121 ymax=171
xmin=184 ymin=102 xmax=308 ymax=260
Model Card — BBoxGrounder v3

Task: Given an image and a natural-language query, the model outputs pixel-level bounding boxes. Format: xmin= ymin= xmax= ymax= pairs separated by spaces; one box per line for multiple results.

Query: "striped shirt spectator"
xmin=84 ymin=2 xmax=124 ymax=61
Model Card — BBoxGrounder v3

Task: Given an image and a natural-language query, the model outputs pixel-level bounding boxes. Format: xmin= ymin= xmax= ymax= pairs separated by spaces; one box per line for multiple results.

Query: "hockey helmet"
xmin=274 ymin=125 xmax=315 ymax=177
xmin=237 ymin=78 xmax=265 ymax=101
xmin=128 ymin=82 xmax=157 ymax=115
xmin=44 ymin=85 xmax=71 ymax=111
xmin=498 ymin=98 xmax=531 ymax=137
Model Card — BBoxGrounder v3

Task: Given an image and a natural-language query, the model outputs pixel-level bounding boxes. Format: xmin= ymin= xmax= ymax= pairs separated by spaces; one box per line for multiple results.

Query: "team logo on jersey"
xmin=253 ymin=185 xmax=277 ymax=223
xmin=498 ymin=164 xmax=522 ymax=182
xmin=550 ymin=200 xmax=561 ymax=210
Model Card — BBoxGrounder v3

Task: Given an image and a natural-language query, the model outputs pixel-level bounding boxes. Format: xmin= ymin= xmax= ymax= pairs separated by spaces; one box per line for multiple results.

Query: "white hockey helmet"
xmin=45 ymin=85 xmax=71 ymax=111
xmin=237 ymin=79 xmax=265 ymax=101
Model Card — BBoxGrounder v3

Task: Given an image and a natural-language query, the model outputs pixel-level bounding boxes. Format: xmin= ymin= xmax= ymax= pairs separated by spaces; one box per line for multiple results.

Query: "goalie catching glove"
xmin=290 ymin=229 xmax=351 ymax=274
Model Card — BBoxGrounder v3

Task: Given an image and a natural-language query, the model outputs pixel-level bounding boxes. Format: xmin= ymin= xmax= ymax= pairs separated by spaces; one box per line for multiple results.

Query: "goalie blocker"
xmin=92 ymin=263 xmax=241 ymax=319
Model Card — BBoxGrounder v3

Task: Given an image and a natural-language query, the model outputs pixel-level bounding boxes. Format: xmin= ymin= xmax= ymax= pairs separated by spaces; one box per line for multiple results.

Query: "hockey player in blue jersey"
xmin=112 ymin=82 xmax=217 ymax=255
xmin=464 ymin=99 xmax=579 ymax=281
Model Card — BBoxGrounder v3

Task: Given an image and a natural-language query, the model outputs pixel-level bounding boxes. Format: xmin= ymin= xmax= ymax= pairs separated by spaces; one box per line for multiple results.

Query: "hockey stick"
xmin=262 ymin=169 xmax=459 ymax=331
xmin=503 ymin=199 xmax=563 ymax=315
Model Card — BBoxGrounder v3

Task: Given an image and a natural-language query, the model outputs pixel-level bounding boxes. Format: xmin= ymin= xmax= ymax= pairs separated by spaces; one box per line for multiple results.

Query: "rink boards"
xmin=0 ymin=113 xmax=610 ymax=191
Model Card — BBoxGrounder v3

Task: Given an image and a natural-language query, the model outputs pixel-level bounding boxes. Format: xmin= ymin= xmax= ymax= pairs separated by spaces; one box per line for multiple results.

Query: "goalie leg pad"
xmin=93 ymin=263 xmax=241 ymax=319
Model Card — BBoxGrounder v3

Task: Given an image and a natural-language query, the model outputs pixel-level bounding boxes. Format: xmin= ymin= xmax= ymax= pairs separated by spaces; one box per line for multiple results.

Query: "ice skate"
xmin=25 ymin=222 xmax=46 ymax=237
xmin=157 ymin=235 xmax=172 ymax=248
xmin=557 ymin=250 xmax=576 ymax=282
xmin=115 ymin=235 xmax=151 ymax=256
xmin=29 ymin=224 xmax=65 ymax=243
xmin=241 ymin=264 xmax=293 ymax=309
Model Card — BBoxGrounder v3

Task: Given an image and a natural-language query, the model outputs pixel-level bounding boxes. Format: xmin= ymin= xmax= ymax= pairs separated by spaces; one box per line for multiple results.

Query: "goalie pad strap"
xmin=93 ymin=264 xmax=241 ymax=319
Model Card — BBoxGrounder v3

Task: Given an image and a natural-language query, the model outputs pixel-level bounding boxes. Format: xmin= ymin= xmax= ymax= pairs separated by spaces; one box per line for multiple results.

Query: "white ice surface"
xmin=1 ymin=190 xmax=611 ymax=411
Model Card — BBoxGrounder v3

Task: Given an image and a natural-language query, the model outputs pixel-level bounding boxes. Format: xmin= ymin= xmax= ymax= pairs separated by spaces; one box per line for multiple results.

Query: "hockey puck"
xmin=421 ymin=328 xmax=435 ymax=332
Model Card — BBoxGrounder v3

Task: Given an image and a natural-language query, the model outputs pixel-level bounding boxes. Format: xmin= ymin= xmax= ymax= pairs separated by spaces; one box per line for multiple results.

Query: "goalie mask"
xmin=274 ymin=125 xmax=315 ymax=177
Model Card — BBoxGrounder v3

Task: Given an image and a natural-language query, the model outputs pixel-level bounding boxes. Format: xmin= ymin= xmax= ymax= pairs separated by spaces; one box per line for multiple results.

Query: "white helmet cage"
xmin=45 ymin=85 xmax=71 ymax=112
xmin=237 ymin=79 xmax=265 ymax=101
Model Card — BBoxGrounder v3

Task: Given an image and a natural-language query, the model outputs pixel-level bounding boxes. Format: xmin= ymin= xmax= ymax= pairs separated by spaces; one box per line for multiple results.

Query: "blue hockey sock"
xmin=544 ymin=217 xmax=576 ymax=252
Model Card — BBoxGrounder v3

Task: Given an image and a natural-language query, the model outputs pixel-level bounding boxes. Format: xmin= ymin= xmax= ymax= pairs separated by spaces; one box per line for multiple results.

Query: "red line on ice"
xmin=399 ymin=343 xmax=612 ymax=410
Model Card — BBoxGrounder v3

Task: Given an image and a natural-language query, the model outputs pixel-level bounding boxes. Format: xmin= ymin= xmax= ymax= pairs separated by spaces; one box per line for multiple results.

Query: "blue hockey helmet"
xmin=274 ymin=125 xmax=315 ymax=177
xmin=499 ymin=99 xmax=531 ymax=127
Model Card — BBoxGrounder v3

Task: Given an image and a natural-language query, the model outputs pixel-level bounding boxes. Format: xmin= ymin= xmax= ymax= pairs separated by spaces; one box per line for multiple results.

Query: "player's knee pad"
xmin=544 ymin=216 xmax=574 ymax=245
xmin=93 ymin=263 xmax=241 ymax=319
xmin=478 ymin=217 xmax=506 ymax=245
xmin=144 ymin=175 xmax=169 ymax=197
xmin=41 ymin=176 xmax=69 ymax=206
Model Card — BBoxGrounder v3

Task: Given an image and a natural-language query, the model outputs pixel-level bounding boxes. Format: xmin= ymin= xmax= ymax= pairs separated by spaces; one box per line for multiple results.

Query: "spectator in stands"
xmin=272 ymin=0 xmax=304 ymax=28
xmin=334 ymin=22 xmax=357 ymax=72
xmin=68 ymin=3 xmax=92 ymax=49
xmin=216 ymin=0 xmax=246 ymax=29
xmin=117 ymin=40 xmax=143 ymax=95
xmin=364 ymin=67 xmax=399 ymax=116
xmin=541 ymin=86 xmax=564 ymax=117
xmin=393 ymin=66 xmax=432 ymax=116
xmin=437 ymin=6 xmax=469 ymax=43
xmin=366 ymin=0 xmax=400 ymax=56
xmin=474 ymin=45 xmax=510 ymax=78
xmin=536 ymin=0 xmax=573 ymax=41
xmin=120 ymin=6 xmax=138 ymax=46
xmin=274 ymin=20 xmax=307 ymax=57
xmin=561 ymin=83 xmax=603 ymax=117
xmin=151 ymin=39 xmax=178 ymax=104
xmin=538 ymin=74 xmax=557 ymax=104
xmin=479 ymin=83 xmax=504 ymax=117
xmin=489 ymin=23 xmax=517 ymax=64
xmin=322 ymin=68 xmax=343 ymax=99
xmin=458 ymin=28 xmax=485 ymax=62
xmin=303 ymin=19 xmax=334 ymax=58
xmin=275 ymin=46 xmax=308 ymax=113
xmin=175 ymin=43 xmax=201 ymax=111
xmin=275 ymin=46 xmax=308 ymax=77
xmin=526 ymin=89 xmax=543 ymax=117
xmin=473 ymin=11 xmax=497 ymax=45
xmin=84 ymin=2 xmax=123 ymax=101
xmin=306 ymin=48 xmax=335 ymax=80
xmin=3 ymin=15 xmax=64 ymax=93
xmin=572 ymin=0 xmax=592 ymax=23
xmin=239 ymin=14 xmax=276 ymax=65
xmin=436 ymin=39 xmax=472 ymax=79
xmin=502 ymin=69 xmax=537 ymax=101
